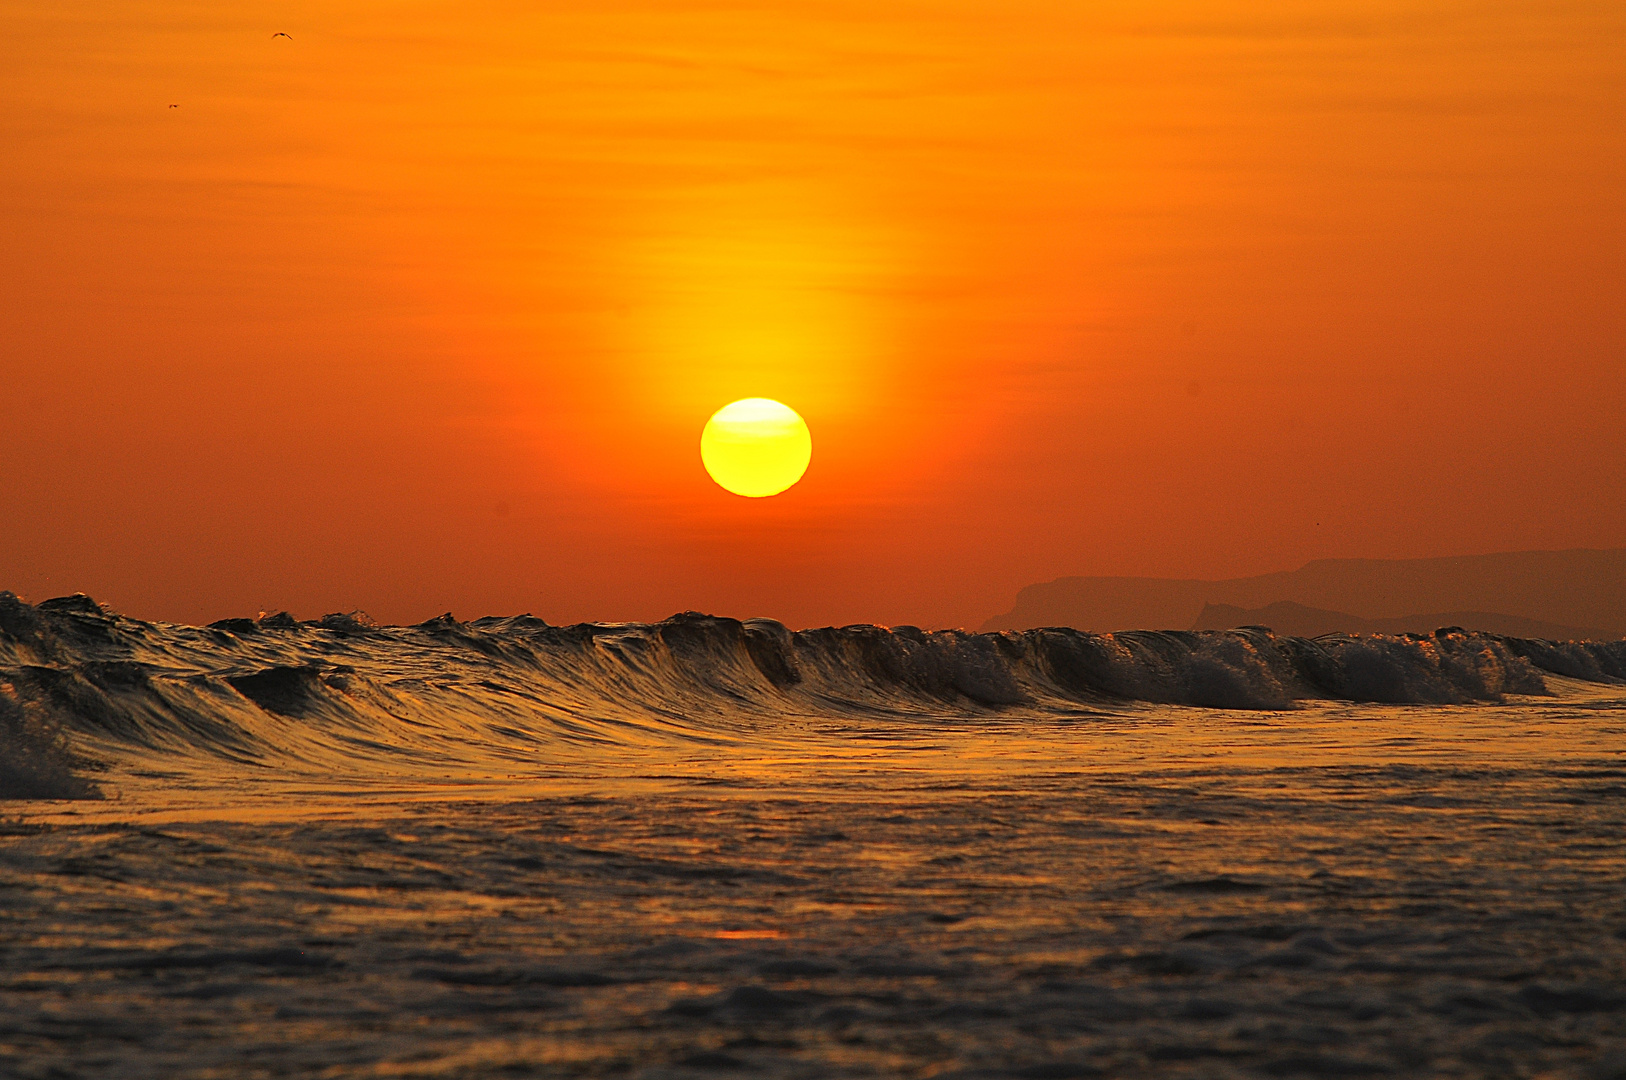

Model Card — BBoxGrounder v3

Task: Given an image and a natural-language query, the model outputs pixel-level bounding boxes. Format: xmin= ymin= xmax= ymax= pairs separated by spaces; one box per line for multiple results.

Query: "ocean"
xmin=2 ymin=592 xmax=1624 ymax=1078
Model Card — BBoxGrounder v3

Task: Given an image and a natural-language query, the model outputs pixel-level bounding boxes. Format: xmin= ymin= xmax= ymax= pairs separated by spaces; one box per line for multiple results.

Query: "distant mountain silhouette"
xmin=1188 ymin=600 xmax=1612 ymax=641
xmin=982 ymin=549 xmax=1626 ymax=639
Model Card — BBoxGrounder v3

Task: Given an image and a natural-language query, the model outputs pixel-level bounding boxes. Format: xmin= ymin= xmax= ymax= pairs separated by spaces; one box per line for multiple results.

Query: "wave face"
xmin=2 ymin=591 xmax=1624 ymax=799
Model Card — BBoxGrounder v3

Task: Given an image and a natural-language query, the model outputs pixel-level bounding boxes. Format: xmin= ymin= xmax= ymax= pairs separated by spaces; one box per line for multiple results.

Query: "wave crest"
xmin=1 ymin=591 xmax=1621 ymax=794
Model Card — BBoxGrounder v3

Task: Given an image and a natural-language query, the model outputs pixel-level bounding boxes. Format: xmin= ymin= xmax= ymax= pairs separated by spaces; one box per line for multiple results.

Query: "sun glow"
xmin=700 ymin=399 xmax=812 ymax=498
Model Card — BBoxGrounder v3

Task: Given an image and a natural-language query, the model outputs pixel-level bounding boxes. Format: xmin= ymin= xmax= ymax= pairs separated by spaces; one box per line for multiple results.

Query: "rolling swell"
xmin=1 ymin=590 xmax=1623 ymax=798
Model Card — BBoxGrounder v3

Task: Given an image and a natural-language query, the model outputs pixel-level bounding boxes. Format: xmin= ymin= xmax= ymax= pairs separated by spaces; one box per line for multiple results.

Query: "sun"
xmin=700 ymin=398 xmax=812 ymax=497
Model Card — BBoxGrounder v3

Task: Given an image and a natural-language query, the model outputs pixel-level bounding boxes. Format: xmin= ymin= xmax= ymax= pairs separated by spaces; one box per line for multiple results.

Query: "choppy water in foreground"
xmin=2 ymin=594 xmax=1625 ymax=1078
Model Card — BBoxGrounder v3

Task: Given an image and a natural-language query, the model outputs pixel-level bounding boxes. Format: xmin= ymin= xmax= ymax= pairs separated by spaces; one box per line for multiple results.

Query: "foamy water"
xmin=3 ymin=594 xmax=1625 ymax=1077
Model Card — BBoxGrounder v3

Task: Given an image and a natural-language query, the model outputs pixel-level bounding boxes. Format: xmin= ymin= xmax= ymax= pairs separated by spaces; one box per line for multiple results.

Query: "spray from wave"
xmin=1 ymin=591 xmax=1622 ymax=799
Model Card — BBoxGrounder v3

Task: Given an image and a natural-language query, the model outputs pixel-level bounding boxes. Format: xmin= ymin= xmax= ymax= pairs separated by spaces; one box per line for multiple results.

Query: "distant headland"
xmin=982 ymin=548 xmax=1626 ymax=639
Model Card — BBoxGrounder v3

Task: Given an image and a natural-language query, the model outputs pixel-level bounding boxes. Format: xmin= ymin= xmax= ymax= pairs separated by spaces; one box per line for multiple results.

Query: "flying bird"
xmin=168 ymin=104 xmax=178 ymax=108
xmin=271 ymin=32 xmax=292 ymax=39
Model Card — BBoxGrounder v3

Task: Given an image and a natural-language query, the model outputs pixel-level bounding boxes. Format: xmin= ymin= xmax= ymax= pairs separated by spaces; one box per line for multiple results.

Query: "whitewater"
xmin=3 ymin=591 xmax=1625 ymax=1078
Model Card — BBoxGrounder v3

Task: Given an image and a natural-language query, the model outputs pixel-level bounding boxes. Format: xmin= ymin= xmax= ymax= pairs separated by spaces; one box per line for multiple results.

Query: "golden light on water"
xmin=700 ymin=398 xmax=812 ymax=498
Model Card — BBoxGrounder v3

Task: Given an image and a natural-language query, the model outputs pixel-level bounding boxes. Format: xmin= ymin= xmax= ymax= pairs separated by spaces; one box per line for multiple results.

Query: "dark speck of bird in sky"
xmin=272 ymin=32 xmax=292 ymax=39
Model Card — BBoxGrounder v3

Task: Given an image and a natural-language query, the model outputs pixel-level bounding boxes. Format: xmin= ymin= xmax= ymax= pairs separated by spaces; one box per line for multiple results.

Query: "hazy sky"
xmin=3 ymin=0 xmax=1623 ymax=628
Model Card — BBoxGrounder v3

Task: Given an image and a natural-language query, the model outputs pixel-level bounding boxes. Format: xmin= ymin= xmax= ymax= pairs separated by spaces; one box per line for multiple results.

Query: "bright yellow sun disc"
xmin=700 ymin=398 xmax=812 ymax=498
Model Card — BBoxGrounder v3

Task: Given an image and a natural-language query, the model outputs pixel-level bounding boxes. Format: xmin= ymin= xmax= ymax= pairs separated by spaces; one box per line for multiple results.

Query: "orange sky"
xmin=3 ymin=0 xmax=1623 ymax=628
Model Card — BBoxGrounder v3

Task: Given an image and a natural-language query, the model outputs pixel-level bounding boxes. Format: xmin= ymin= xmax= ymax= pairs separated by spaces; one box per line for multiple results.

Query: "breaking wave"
xmin=1 ymin=591 xmax=1622 ymax=798
xmin=0 ymin=690 xmax=101 ymax=801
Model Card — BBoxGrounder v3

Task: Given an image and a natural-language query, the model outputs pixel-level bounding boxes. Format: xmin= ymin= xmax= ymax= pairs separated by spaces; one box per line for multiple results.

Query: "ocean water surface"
xmin=2 ymin=594 xmax=1625 ymax=1078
